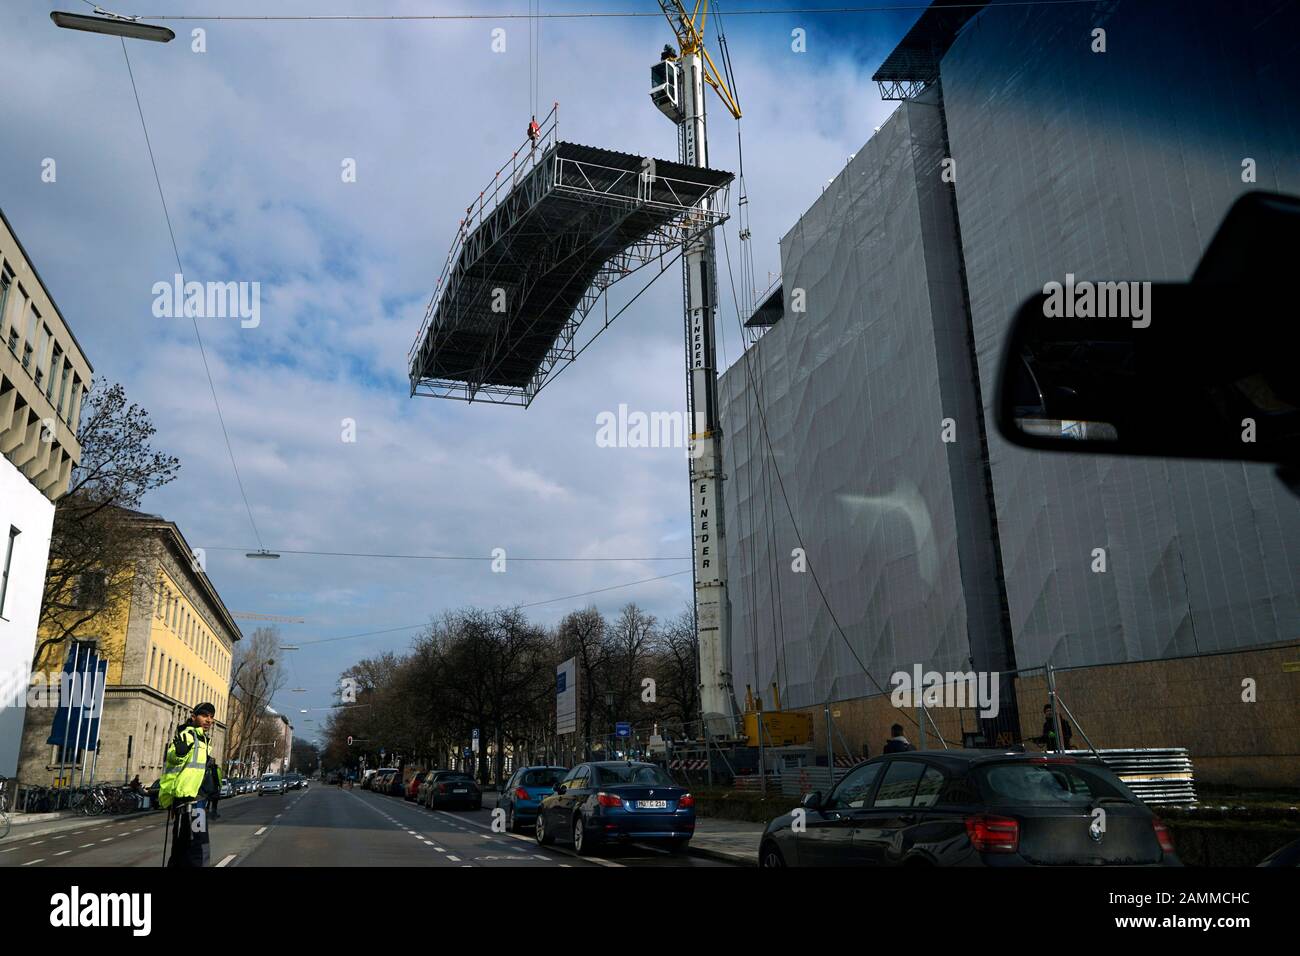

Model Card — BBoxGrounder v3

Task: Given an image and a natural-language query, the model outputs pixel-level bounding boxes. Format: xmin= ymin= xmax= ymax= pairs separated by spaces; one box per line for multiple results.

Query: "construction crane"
xmin=231 ymin=612 xmax=306 ymax=624
xmin=651 ymin=0 xmax=742 ymax=740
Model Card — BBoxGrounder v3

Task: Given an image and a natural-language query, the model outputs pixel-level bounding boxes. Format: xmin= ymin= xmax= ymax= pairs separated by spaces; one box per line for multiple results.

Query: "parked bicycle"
xmin=0 ymin=774 xmax=11 ymax=839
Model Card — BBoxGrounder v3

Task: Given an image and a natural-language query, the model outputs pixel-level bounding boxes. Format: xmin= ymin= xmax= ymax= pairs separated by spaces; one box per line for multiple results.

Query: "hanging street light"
xmin=50 ymin=10 xmax=176 ymax=43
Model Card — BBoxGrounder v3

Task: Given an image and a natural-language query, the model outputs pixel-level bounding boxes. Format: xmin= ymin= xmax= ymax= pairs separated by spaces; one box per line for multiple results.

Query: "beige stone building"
xmin=17 ymin=511 xmax=242 ymax=786
xmin=0 ymin=204 xmax=93 ymax=778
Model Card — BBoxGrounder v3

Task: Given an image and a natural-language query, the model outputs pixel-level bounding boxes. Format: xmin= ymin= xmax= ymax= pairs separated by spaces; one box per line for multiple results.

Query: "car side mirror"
xmin=996 ymin=192 xmax=1299 ymax=482
xmin=801 ymin=790 xmax=823 ymax=811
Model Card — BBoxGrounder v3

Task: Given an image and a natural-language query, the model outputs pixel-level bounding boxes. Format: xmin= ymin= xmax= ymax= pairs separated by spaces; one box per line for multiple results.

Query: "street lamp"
xmin=245 ymin=549 xmax=281 ymax=560
xmin=50 ymin=10 xmax=176 ymax=43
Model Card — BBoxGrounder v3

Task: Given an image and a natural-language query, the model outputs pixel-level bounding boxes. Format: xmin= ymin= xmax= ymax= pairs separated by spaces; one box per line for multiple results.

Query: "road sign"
xmin=379 ymin=748 xmax=385 ymax=757
xmin=616 ymin=722 xmax=631 ymax=737
xmin=472 ymin=728 xmax=479 ymax=742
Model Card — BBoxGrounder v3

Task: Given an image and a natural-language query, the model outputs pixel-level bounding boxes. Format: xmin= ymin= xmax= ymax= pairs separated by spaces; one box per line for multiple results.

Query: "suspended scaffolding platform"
xmin=408 ymin=107 xmax=733 ymax=406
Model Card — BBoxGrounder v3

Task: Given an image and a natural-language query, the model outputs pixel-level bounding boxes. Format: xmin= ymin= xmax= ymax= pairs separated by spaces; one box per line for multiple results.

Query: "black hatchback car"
xmin=759 ymin=750 xmax=1180 ymax=867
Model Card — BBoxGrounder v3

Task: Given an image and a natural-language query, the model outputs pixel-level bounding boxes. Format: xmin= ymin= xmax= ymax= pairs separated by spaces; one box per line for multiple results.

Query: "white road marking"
xmin=22 ymin=859 xmax=44 ymax=865
xmin=80 ymin=843 xmax=95 ymax=848
xmin=51 ymin=835 xmax=65 ymax=840
xmin=29 ymin=841 xmax=45 ymax=845
xmin=423 ymin=840 xmax=435 ymax=845
xmin=275 ymin=813 xmax=283 ymax=818
xmin=434 ymin=847 xmax=446 ymax=853
xmin=447 ymin=855 xmax=461 ymax=861
xmin=254 ymin=826 xmax=268 ymax=835
xmin=54 ymin=850 xmax=71 ymax=856
xmin=216 ymin=854 xmax=236 ymax=867
xmin=99 ymin=838 xmax=113 ymax=842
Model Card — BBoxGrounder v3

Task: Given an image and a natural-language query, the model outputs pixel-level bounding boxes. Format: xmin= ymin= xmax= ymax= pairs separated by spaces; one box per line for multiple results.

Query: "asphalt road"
xmin=0 ymin=785 xmax=732 ymax=868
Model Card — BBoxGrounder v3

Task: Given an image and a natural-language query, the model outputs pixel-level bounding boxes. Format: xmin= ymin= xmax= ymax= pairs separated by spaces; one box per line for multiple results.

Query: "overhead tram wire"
xmin=293 ymin=569 xmax=693 ymax=647
xmin=201 ymin=546 xmax=690 ymax=562
xmin=119 ymin=39 xmax=267 ymax=550
xmin=137 ymin=2 xmax=1113 ymax=23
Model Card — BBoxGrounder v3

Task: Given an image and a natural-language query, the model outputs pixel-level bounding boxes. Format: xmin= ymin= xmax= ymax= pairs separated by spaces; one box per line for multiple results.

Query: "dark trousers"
xmin=168 ymin=800 xmax=211 ymax=867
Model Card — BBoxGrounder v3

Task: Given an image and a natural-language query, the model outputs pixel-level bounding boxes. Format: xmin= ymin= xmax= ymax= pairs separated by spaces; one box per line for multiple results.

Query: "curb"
xmin=687 ymin=843 xmax=757 ymax=867
xmin=3 ymin=809 xmax=159 ymax=842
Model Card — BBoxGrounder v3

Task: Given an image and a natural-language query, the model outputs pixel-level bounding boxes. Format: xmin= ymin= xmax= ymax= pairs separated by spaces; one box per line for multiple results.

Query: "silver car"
xmin=260 ymin=774 xmax=287 ymax=795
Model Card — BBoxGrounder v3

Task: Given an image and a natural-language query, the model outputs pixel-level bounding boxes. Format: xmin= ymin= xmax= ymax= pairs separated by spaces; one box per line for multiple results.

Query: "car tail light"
xmin=1152 ymin=817 xmax=1176 ymax=853
xmin=514 ymin=787 xmax=529 ymax=800
xmin=437 ymin=783 xmax=447 ymax=793
xmin=596 ymin=792 xmax=623 ymax=808
xmin=678 ymin=793 xmax=695 ymax=809
xmin=965 ymin=814 xmax=1019 ymax=853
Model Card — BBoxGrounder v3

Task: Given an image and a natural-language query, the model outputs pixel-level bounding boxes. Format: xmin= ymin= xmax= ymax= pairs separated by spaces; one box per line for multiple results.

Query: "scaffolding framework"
xmin=408 ymin=109 xmax=733 ymax=407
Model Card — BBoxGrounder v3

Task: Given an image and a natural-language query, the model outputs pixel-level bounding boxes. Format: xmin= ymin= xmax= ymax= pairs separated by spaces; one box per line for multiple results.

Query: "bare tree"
xmin=35 ymin=382 xmax=179 ymax=671
xmin=225 ymin=627 xmax=286 ymax=777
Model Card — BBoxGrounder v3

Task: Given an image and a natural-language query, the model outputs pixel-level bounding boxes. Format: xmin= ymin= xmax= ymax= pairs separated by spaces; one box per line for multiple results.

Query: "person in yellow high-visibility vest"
xmin=161 ymin=702 xmax=220 ymax=867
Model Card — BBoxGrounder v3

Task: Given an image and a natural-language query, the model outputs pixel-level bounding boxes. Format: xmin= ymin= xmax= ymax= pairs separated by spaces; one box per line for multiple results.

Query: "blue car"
xmin=497 ymin=765 xmax=567 ymax=832
xmin=535 ymin=761 xmax=695 ymax=855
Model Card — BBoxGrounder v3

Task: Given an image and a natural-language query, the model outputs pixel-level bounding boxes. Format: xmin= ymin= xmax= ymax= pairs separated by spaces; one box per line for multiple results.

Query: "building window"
xmin=57 ymin=362 xmax=72 ymax=417
xmin=149 ymin=647 xmax=156 ymax=685
xmin=0 ymin=268 xmax=12 ymax=345
xmin=46 ymin=345 xmax=62 ymax=401
xmin=0 ymin=526 xmax=18 ymax=618
xmin=71 ymin=571 xmax=106 ymax=610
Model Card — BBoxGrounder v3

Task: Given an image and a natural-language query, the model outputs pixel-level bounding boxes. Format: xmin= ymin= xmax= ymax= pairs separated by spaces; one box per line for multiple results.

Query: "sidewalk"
xmin=3 ymin=808 xmax=158 ymax=843
xmin=688 ymin=817 xmax=763 ymax=866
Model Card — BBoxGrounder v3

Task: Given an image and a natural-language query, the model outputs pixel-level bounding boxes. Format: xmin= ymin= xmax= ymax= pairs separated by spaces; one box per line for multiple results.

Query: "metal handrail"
xmin=408 ymin=103 xmax=561 ymax=367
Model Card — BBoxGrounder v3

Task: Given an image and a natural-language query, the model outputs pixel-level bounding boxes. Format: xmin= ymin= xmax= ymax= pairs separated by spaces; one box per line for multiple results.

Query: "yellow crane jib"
xmin=655 ymin=0 xmax=742 ymax=120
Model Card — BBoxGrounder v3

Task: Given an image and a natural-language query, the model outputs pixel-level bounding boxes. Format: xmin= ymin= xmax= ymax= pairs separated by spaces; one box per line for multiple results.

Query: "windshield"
xmin=593 ymin=764 xmax=675 ymax=786
xmin=521 ymin=768 xmax=565 ymax=787
xmin=977 ymin=762 xmax=1136 ymax=806
xmin=263 ymin=776 xmax=282 ymax=783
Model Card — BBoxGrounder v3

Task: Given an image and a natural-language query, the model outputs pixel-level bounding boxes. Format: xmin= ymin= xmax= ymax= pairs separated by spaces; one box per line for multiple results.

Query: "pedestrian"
xmin=883 ymin=723 xmax=914 ymax=753
xmin=160 ymin=702 xmax=220 ymax=867
xmin=1039 ymin=704 xmax=1073 ymax=752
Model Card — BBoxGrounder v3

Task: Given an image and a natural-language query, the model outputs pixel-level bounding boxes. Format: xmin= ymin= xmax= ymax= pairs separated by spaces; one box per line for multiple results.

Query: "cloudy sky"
xmin=2 ymin=0 xmax=915 ymax=739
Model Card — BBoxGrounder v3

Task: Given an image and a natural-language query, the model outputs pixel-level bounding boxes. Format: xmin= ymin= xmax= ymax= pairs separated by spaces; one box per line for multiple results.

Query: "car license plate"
xmin=454 ymin=788 xmax=467 ymax=793
xmin=636 ymin=800 xmax=668 ymax=809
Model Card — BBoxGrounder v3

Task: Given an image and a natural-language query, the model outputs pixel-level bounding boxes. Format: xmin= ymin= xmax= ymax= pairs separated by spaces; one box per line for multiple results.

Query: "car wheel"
xmin=536 ymin=811 xmax=555 ymax=846
xmin=506 ymin=806 xmax=518 ymax=833
xmin=759 ymin=840 xmax=787 ymax=868
xmin=572 ymin=815 xmax=593 ymax=856
xmin=474 ymin=801 xmax=482 ymax=811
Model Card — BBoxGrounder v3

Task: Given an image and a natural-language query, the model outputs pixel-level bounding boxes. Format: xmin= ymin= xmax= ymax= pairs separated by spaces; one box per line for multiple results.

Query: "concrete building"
xmin=16 ymin=511 xmax=242 ymax=786
xmin=0 ymin=206 xmax=93 ymax=778
xmin=718 ymin=0 xmax=1300 ymax=785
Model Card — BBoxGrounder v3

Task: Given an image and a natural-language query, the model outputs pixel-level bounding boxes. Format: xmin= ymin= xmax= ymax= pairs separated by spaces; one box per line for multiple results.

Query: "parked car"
xmin=535 ymin=761 xmax=694 ymax=855
xmin=406 ymin=771 xmax=431 ymax=802
xmin=757 ymin=750 xmax=1180 ymax=868
xmin=260 ymin=774 xmax=288 ymax=796
xmin=285 ymin=773 xmax=304 ymax=790
xmin=219 ymin=779 xmax=233 ymax=798
xmin=364 ymin=768 xmax=396 ymax=792
xmin=496 ymin=766 xmax=567 ymax=832
xmin=421 ymin=771 xmax=482 ymax=810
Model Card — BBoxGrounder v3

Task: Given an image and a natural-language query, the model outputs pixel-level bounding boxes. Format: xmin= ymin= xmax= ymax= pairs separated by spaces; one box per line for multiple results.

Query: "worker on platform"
xmin=527 ymin=115 xmax=541 ymax=148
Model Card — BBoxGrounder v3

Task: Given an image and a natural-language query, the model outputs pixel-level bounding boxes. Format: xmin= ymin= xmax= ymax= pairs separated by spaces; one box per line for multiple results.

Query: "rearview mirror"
xmin=996 ymin=192 xmax=1299 ymax=474
xmin=801 ymin=790 xmax=823 ymax=811
xmin=997 ymin=282 xmax=1297 ymax=466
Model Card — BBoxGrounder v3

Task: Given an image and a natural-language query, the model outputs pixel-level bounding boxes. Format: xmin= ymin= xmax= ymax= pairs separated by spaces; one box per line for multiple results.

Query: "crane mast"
xmin=653 ymin=1 xmax=741 ymax=739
